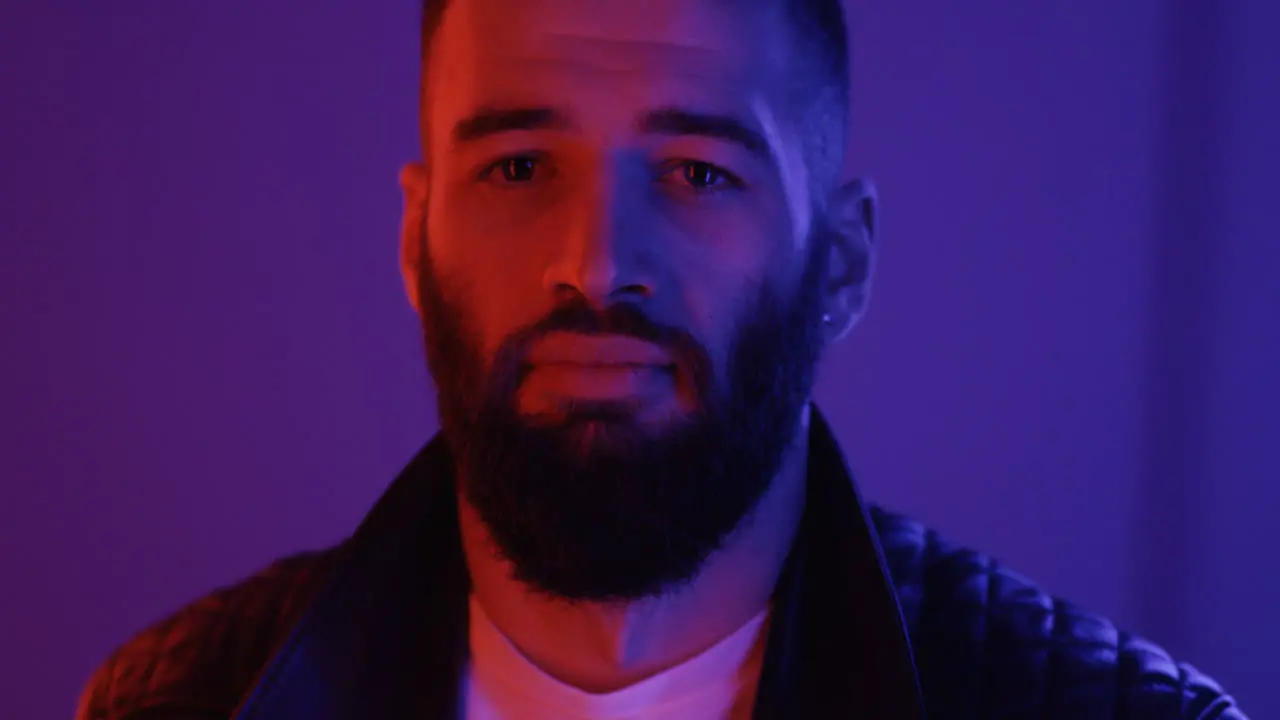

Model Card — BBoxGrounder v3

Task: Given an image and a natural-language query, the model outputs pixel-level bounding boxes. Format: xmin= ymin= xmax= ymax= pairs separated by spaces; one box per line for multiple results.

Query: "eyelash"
xmin=476 ymin=154 xmax=744 ymax=195
xmin=659 ymin=159 xmax=745 ymax=194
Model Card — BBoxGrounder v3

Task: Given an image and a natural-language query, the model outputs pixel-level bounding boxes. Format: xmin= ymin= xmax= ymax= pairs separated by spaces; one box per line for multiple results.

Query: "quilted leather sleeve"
xmin=870 ymin=507 xmax=1246 ymax=719
xmin=75 ymin=550 xmax=336 ymax=720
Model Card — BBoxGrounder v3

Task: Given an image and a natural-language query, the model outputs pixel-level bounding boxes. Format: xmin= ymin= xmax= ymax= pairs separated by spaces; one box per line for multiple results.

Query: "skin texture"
xmin=398 ymin=0 xmax=877 ymax=694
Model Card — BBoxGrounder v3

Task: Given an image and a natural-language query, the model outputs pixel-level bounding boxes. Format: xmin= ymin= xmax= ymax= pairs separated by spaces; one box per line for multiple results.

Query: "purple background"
xmin=2 ymin=2 xmax=1276 ymax=718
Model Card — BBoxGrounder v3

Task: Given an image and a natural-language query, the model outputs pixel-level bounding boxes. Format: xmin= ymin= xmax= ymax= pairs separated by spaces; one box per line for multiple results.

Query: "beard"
xmin=417 ymin=226 xmax=831 ymax=604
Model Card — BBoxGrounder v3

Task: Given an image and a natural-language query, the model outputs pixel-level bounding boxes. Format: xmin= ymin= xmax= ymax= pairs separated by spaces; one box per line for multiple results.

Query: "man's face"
xmin=406 ymin=0 xmax=855 ymax=603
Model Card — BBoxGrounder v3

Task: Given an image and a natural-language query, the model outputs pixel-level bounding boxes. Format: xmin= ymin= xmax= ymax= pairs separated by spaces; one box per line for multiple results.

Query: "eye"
xmin=478 ymin=154 xmax=547 ymax=184
xmin=663 ymin=160 xmax=743 ymax=194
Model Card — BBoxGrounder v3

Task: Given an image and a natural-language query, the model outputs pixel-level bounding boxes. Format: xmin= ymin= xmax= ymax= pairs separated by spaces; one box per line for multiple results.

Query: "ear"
xmin=821 ymin=178 xmax=878 ymax=342
xmin=399 ymin=162 xmax=429 ymax=315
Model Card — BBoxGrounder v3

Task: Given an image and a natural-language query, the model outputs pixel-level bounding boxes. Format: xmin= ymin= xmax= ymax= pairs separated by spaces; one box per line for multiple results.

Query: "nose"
xmin=542 ymin=165 xmax=653 ymax=306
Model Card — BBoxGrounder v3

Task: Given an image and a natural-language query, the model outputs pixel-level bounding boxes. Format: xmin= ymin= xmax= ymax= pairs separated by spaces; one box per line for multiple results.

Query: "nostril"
xmin=547 ymin=281 xmax=651 ymax=307
xmin=615 ymin=283 xmax=652 ymax=299
xmin=551 ymin=284 xmax=587 ymax=305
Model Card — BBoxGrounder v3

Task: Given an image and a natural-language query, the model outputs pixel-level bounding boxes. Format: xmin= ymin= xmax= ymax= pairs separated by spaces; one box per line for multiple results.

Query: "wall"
xmin=1173 ymin=0 xmax=1280 ymax=703
xmin=0 ymin=2 xmax=1271 ymax=717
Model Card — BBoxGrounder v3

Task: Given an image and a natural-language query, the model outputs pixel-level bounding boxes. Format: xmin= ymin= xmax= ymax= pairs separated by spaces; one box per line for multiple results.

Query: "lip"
xmin=525 ymin=332 xmax=675 ymax=368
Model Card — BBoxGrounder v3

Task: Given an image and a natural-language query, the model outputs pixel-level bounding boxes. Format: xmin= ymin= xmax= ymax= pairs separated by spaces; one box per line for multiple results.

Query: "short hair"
xmin=419 ymin=0 xmax=850 ymax=194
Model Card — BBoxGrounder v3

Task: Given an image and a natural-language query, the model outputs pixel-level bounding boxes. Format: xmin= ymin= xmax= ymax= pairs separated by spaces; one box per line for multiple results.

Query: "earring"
xmin=822 ymin=313 xmax=833 ymax=325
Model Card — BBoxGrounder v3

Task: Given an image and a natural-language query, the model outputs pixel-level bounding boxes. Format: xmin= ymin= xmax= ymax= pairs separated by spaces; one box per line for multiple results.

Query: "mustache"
xmin=528 ymin=298 xmax=683 ymax=346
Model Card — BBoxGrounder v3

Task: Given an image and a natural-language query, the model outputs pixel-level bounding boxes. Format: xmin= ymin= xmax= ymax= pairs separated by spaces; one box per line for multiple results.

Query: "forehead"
xmin=425 ymin=0 xmax=792 ymax=127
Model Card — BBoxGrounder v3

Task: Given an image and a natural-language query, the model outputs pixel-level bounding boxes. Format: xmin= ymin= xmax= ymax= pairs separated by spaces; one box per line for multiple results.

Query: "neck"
xmin=457 ymin=408 xmax=812 ymax=693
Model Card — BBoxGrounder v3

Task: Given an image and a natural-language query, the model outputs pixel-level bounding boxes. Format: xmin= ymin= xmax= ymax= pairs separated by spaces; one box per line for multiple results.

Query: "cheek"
xmin=656 ymin=171 xmax=793 ymax=283
xmin=426 ymin=188 xmax=557 ymax=358
xmin=663 ymin=210 xmax=783 ymax=333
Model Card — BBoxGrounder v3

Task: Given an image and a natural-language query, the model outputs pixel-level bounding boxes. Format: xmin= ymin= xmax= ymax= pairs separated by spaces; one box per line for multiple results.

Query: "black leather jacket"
xmin=77 ymin=410 xmax=1245 ymax=719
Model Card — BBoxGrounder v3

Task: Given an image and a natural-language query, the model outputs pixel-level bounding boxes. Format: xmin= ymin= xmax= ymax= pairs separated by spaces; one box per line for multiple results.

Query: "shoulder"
xmin=868 ymin=507 xmax=1245 ymax=719
xmin=76 ymin=548 xmax=341 ymax=720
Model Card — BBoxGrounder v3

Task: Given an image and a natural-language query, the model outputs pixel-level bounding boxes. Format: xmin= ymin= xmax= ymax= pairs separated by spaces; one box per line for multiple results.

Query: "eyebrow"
xmin=452 ymin=106 xmax=569 ymax=144
xmin=450 ymin=105 xmax=773 ymax=162
xmin=638 ymin=106 xmax=771 ymax=161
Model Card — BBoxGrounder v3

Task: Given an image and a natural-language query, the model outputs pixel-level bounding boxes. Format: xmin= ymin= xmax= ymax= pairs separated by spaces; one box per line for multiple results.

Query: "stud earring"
xmin=822 ymin=313 xmax=833 ymax=325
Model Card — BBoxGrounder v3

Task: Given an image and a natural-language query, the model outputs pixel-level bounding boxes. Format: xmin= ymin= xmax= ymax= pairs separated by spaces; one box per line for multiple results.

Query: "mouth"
xmin=519 ymin=333 xmax=679 ymax=407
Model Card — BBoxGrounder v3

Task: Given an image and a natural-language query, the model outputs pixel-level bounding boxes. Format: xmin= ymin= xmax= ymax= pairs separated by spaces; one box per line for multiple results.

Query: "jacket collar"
xmin=231 ymin=406 xmax=926 ymax=719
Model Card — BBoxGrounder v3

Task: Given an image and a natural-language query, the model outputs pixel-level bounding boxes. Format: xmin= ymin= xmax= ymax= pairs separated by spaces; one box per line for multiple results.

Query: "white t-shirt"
xmin=463 ymin=597 xmax=770 ymax=720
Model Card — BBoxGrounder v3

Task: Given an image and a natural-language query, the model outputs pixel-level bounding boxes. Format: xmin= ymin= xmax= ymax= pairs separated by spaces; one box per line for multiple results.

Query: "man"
xmin=76 ymin=0 xmax=1244 ymax=717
